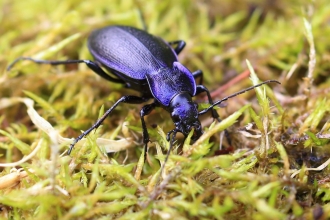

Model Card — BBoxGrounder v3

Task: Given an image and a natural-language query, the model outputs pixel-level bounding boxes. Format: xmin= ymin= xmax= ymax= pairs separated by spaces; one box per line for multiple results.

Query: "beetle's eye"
xmin=172 ymin=114 xmax=180 ymax=123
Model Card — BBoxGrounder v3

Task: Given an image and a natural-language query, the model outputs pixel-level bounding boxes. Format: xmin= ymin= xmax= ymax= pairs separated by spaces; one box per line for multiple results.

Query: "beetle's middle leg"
xmin=68 ymin=95 xmax=149 ymax=154
xmin=168 ymin=40 xmax=186 ymax=55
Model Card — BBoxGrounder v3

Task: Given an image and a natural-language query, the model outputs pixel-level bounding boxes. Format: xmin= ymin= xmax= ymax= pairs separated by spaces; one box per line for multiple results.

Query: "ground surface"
xmin=0 ymin=1 xmax=330 ymax=219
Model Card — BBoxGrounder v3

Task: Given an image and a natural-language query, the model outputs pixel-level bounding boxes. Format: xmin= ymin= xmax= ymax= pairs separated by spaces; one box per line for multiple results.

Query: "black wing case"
xmin=88 ymin=26 xmax=177 ymax=80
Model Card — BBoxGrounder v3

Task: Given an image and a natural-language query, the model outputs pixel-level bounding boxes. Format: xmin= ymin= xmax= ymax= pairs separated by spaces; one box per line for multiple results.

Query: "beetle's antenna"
xmin=166 ymin=130 xmax=177 ymax=166
xmin=199 ymin=80 xmax=280 ymax=115
xmin=157 ymin=129 xmax=177 ymax=183
xmin=6 ymin=57 xmax=28 ymax=71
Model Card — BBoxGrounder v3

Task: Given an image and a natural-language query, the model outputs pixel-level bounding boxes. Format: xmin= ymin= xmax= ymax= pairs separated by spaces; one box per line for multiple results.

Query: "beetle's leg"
xmin=68 ymin=95 xmax=149 ymax=154
xmin=196 ymin=85 xmax=232 ymax=146
xmin=192 ymin=70 xmax=203 ymax=85
xmin=7 ymin=57 xmax=125 ymax=84
xmin=196 ymin=85 xmax=219 ymax=120
xmin=168 ymin=40 xmax=186 ymax=55
xmin=140 ymin=102 xmax=159 ymax=160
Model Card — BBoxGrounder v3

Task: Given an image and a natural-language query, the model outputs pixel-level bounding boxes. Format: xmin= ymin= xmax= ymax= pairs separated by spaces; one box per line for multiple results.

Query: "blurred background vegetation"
xmin=0 ymin=0 xmax=330 ymax=219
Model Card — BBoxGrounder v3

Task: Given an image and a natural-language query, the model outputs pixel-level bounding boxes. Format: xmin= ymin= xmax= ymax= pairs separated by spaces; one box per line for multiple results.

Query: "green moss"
xmin=1 ymin=0 xmax=330 ymax=219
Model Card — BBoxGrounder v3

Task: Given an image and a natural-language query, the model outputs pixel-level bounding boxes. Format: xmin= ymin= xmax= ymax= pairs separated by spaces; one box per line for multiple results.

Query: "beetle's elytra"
xmin=7 ymin=25 xmax=280 ymax=159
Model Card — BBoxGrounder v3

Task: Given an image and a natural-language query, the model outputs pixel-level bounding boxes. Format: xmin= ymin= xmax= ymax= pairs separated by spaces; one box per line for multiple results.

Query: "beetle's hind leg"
xmin=7 ymin=57 xmax=125 ymax=84
xmin=68 ymin=95 xmax=149 ymax=154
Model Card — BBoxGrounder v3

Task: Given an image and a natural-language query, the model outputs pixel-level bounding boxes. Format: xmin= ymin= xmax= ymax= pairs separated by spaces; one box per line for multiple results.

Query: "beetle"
xmin=7 ymin=25 xmax=279 ymax=160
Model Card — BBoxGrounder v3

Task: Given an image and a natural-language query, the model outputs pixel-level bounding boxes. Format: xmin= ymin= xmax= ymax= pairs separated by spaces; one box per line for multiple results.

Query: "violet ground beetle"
xmin=7 ymin=25 xmax=280 ymax=165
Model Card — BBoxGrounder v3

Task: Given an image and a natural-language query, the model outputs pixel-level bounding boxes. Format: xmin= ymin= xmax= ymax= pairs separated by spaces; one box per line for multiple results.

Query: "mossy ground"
xmin=1 ymin=0 xmax=330 ymax=219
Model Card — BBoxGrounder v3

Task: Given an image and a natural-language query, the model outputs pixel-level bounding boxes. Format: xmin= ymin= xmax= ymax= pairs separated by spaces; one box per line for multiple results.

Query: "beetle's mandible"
xmin=7 ymin=25 xmax=280 ymax=159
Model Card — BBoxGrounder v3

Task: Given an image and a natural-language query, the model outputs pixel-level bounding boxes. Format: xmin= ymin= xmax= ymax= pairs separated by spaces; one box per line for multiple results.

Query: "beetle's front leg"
xmin=196 ymin=85 xmax=232 ymax=146
xmin=192 ymin=70 xmax=203 ymax=85
xmin=140 ymin=102 xmax=159 ymax=160
xmin=196 ymin=85 xmax=220 ymax=120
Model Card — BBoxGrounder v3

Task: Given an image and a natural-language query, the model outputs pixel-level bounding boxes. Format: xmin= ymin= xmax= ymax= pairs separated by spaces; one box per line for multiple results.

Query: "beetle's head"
xmin=168 ymin=92 xmax=202 ymax=141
